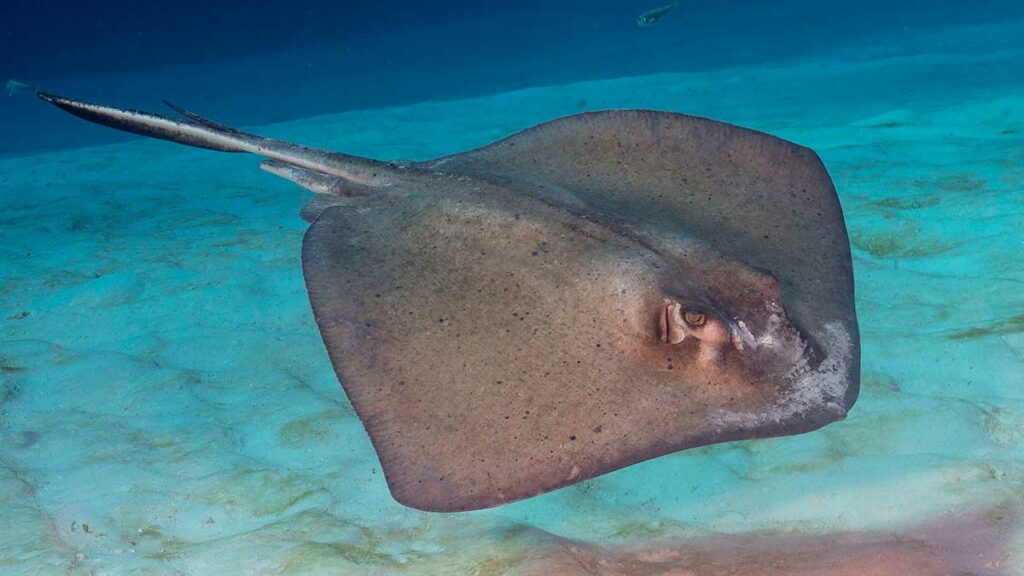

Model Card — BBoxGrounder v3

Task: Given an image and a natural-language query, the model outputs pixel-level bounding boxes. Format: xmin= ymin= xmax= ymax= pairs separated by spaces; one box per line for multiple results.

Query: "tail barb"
xmin=162 ymin=99 xmax=246 ymax=135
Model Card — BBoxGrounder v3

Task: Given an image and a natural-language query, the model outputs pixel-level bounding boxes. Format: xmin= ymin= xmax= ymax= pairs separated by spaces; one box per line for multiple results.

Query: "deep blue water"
xmin=3 ymin=0 xmax=1023 ymax=157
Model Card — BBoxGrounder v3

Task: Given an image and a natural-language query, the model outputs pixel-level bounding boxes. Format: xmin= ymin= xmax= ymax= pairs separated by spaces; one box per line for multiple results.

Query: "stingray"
xmin=38 ymin=92 xmax=859 ymax=512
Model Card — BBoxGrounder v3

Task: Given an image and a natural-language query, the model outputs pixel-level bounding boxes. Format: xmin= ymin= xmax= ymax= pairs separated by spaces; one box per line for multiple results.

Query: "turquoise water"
xmin=2 ymin=5 xmax=1023 ymax=575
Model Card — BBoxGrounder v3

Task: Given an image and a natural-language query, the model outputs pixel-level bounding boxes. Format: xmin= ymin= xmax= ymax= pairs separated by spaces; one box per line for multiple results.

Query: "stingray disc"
xmin=302 ymin=111 xmax=859 ymax=511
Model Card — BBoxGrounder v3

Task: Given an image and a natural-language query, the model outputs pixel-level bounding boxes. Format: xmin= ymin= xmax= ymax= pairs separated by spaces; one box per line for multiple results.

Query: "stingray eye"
xmin=684 ymin=311 xmax=707 ymax=327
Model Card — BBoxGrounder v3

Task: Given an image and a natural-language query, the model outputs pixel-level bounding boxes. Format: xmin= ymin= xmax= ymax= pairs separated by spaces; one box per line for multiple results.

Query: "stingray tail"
xmin=37 ymin=92 xmax=389 ymax=186
xmin=39 ymin=92 xmax=261 ymax=153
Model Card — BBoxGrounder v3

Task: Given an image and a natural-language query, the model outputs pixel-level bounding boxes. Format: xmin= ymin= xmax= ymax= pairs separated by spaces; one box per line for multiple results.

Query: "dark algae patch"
xmin=895 ymin=173 xmax=988 ymax=194
xmin=850 ymin=226 xmax=957 ymax=258
xmin=948 ymin=313 xmax=1024 ymax=340
xmin=862 ymin=372 xmax=902 ymax=394
xmin=871 ymin=195 xmax=941 ymax=210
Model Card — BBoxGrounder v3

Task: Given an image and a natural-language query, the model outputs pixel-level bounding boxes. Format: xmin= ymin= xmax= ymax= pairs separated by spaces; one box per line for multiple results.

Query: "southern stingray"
xmin=38 ymin=92 xmax=859 ymax=512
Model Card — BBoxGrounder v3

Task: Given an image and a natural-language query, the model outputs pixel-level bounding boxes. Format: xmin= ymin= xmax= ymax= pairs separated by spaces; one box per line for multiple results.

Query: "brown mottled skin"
xmin=39 ymin=93 xmax=859 ymax=512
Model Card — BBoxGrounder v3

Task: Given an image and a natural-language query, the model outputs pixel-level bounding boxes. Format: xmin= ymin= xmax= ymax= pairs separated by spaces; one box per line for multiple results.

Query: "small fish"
xmin=6 ymin=79 xmax=38 ymax=96
xmin=637 ymin=2 xmax=677 ymax=27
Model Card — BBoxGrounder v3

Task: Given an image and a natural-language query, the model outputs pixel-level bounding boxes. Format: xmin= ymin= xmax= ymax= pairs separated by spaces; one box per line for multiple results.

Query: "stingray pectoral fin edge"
xmin=37 ymin=92 xmax=389 ymax=186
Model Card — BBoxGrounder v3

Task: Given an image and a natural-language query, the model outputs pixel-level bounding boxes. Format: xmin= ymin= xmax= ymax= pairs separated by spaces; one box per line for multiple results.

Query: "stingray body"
xmin=39 ymin=93 xmax=859 ymax=512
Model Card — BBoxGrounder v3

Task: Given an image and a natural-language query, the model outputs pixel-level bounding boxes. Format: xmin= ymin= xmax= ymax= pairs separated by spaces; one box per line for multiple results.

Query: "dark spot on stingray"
xmin=37 ymin=92 xmax=859 ymax=513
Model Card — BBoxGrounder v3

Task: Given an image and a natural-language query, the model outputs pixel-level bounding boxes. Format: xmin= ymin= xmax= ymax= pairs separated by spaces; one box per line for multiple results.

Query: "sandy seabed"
xmin=1 ymin=18 xmax=1023 ymax=576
